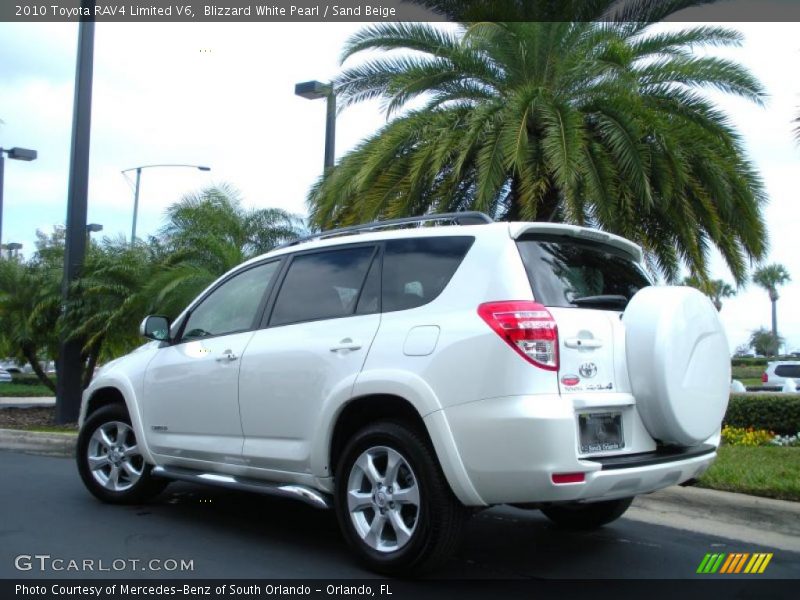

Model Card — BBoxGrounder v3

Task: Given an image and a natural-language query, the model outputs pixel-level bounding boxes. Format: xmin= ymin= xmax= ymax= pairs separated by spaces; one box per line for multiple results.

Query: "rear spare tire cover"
xmin=623 ymin=286 xmax=730 ymax=446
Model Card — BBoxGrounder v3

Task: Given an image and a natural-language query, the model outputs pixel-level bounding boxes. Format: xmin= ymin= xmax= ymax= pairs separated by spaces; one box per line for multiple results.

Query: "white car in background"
xmin=762 ymin=361 xmax=800 ymax=391
xmin=0 ymin=368 xmax=12 ymax=383
xmin=76 ymin=212 xmax=731 ymax=574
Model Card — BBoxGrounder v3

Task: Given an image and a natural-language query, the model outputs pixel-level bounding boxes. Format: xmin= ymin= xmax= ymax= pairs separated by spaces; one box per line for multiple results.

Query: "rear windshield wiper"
xmin=570 ymin=295 xmax=628 ymax=309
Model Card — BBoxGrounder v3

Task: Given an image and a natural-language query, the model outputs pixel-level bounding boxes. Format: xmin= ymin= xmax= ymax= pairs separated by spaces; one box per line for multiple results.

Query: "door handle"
xmin=215 ymin=350 xmax=239 ymax=362
xmin=330 ymin=338 xmax=362 ymax=352
xmin=564 ymin=338 xmax=603 ymax=349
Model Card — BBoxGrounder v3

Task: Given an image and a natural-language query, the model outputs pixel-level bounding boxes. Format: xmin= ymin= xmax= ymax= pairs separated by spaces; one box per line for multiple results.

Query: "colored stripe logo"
xmin=696 ymin=552 xmax=773 ymax=574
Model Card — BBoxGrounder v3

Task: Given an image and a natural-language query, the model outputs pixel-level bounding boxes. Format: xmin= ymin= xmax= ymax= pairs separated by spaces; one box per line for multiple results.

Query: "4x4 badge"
xmin=579 ymin=362 xmax=598 ymax=378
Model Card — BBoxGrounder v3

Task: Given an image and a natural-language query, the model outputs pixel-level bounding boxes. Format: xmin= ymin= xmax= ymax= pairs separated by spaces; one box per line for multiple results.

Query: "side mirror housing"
xmin=140 ymin=315 xmax=171 ymax=342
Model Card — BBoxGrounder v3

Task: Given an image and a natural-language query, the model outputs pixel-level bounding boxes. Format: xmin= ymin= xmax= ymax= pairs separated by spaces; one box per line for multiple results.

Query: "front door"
xmin=141 ymin=260 xmax=281 ymax=464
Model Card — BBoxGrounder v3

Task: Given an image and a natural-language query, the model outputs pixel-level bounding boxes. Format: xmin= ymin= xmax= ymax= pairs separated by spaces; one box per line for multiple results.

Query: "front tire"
xmin=541 ymin=497 xmax=634 ymax=530
xmin=334 ymin=421 xmax=468 ymax=575
xmin=77 ymin=404 xmax=167 ymax=504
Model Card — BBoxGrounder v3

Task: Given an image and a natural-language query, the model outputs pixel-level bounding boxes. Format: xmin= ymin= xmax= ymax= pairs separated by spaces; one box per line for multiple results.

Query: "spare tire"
xmin=622 ymin=286 xmax=730 ymax=446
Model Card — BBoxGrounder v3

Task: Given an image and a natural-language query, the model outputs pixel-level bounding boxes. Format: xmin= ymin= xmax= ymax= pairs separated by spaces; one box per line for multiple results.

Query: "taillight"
xmin=762 ymin=372 xmax=768 ymax=383
xmin=478 ymin=301 xmax=559 ymax=371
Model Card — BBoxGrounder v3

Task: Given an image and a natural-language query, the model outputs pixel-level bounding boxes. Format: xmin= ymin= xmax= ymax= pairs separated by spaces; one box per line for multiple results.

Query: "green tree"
xmin=0 ymin=255 xmax=61 ymax=390
xmin=681 ymin=275 xmax=736 ymax=311
xmin=752 ymin=263 xmax=791 ymax=345
xmin=308 ymin=17 xmax=767 ymax=284
xmin=151 ymin=184 xmax=304 ymax=315
xmin=749 ymin=327 xmax=784 ymax=357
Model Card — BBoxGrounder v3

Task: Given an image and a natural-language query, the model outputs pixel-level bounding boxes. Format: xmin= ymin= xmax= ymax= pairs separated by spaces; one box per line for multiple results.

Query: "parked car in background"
xmin=762 ymin=361 xmax=800 ymax=390
xmin=0 ymin=368 xmax=13 ymax=383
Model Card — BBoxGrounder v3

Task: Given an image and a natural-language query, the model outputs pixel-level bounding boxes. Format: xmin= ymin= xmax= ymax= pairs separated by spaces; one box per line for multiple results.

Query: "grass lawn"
xmin=737 ymin=378 xmax=762 ymax=387
xmin=0 ymin=383 xmax=55 ymax=397
xmin=697 ymin=445 xmax=800 ymax=501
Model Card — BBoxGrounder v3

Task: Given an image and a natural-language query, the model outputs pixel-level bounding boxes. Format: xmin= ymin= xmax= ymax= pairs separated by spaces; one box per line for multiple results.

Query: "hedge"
xmin=724 ymin=394 xmax=800 ymax=435
xmin=731 ymin=365 xmax=765 ymax=380
xmin=731 ymin=356 xmax=798 ymax=367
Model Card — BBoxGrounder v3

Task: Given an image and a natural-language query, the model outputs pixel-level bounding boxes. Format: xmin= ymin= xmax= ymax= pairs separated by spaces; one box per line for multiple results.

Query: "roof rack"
xmin=279 ymin=211 xmax=494 ymax=249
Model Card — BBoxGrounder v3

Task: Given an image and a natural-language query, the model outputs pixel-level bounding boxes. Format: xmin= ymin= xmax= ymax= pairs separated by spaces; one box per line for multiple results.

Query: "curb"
xmin=629 ymin=485 xmax=800 ymax=552
xmin=0 ymin=428 xmax=76 ymax=457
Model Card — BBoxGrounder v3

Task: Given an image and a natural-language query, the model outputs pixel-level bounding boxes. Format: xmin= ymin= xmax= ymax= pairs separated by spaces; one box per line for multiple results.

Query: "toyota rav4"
xmin=77 ymin=212 xmax=730 ymax=574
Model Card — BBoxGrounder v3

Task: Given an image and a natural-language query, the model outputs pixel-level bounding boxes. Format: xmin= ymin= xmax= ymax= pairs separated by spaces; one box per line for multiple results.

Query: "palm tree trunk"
xmin=21 ymin=346 xmax=56 ymax=393
xmin=771 ymin=299 xmax=778 ymax=352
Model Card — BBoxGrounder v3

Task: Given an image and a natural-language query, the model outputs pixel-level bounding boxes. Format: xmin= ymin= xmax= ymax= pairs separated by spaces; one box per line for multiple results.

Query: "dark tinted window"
xmin=775 ymin=364 xmax=800 ymax=378
xmin=270 ymin=246 xmax=376 ymax=326
xmin=382 ymin=237 xmax=474 ymax=312
xmin=516 ymin=237 xmax=650 ymax=309
xmin=182 ymin=261 xmax=279 ymax=340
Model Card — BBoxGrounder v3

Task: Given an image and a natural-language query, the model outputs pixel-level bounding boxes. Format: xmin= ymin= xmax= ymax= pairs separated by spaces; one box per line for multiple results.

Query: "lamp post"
xmin=121 ymin=164 xmax=210 ymax=247
xmin=0 ymin=146 xmax=38 ymax=249
xmin=294 ymin=80 xmax=336 ymax=171
xmin=4 ymin=242 xmax=22 ymax=260
xmin=86 ymin=223 xmax=103 ymax=242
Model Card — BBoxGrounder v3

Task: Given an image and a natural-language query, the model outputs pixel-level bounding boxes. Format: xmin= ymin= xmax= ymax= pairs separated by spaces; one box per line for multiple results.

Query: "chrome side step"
xmin=151 ymin=465 xmax=331 ymax=510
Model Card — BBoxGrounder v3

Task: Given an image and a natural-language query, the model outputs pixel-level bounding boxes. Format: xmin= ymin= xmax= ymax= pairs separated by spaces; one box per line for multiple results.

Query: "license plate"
xmin=579 ymin=412 xmax=624 ymax=454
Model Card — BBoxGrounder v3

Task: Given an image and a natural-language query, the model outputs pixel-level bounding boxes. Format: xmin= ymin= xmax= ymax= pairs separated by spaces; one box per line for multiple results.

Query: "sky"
xmin=0 ymin=20 xmax=798 ymax=354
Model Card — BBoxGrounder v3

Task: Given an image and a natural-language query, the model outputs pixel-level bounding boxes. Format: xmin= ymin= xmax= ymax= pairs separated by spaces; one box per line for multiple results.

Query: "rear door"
xmin=515 ymin=235 xmax=651 ymax=397
xmin=237 ymin=244 xmax=381 ymax=474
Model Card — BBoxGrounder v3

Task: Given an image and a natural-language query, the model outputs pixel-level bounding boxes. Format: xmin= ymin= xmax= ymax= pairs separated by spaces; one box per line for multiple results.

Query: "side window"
xmin=382 ymin=237 xmax=474 ymax=313
xmin=270 ymin=246 xmax=376 ymax=327
xmin=181 ymin=261 xmax=279 ymax=340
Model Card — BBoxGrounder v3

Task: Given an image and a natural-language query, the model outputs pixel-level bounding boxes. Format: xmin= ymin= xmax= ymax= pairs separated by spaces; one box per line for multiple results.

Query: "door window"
xmin=270 ymin=246 xmax=376 ymax=326
xmin=181 ymin=261 xmax=279 ymax=340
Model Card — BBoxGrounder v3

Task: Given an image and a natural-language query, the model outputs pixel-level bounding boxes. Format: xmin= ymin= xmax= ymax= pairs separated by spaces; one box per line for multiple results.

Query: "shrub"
xmin=731 ymin=365 xmax=765 ymax=380
xmin=721 ymin=425 xmax=774 ymax=446
xmin=724 ymin=394 xmax=800 ymax=435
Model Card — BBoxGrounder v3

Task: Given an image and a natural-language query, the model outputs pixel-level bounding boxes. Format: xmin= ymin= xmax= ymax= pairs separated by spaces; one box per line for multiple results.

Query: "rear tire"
xmin=77 ymin=404 xmax=167 ymax=504
xmin=334 ymin=421 xmax=468 ymax=575
xmin=541 ymin=497 xmax=633 ymax=530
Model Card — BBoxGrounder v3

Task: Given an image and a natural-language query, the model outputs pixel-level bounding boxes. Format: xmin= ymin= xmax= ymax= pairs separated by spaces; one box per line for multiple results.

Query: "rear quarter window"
xmin=775 ymin=364 xmax=800 ymax=378
xmin=382 ymin=237 xmax=474 ymax=312
xmin=516 ymin=236 xmax=650 ymax=309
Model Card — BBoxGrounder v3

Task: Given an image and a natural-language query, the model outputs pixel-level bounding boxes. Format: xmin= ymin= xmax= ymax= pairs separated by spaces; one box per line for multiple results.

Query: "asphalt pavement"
xmin=1 ymin=451 xmax=798 ymax=580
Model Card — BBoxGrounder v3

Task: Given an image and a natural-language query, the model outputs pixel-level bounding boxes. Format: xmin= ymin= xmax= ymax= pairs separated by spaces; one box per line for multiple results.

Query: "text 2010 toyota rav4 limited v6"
xmin=76 ymin=212 xmax=730 ymax=574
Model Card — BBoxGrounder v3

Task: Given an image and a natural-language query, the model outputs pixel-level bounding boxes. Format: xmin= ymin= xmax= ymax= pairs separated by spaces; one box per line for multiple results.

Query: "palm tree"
xmin=749 ymin=327 xmax=783 ymax=358
xmin=681 ymin=275 xmax=735 ymax=311
xmin=308 ymin=17 xmax=767 ymax=284
xmin=752 ymin=264 xmax=791 ymax=347
xmin=153 ymin=184 xmax=304 ymax=314
xmin=0 ymin=245 xmax=62 ymax=391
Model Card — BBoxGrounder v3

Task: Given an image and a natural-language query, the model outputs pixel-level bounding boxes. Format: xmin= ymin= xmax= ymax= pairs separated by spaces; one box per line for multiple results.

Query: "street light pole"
xmin=0 ymin=146 xmax=38 ymax=249
xmin=295 ymin=80 xmax=336 ymax=171
xmin=131 ymin=166 xmax=141 ymax=244
xmin=324 ymin=90 xmax=336 ymax=171
xmin=56 ymin=1 xmax=95 ymax=424
xmin=121 ymin=164 xmax=210 ymax=247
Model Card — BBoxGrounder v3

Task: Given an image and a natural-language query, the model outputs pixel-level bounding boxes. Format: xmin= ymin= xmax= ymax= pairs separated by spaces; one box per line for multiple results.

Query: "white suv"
xmin=762 ymin=361 xmax=800 ymax=390
xmin=77 ymin=213 xmax=730 ymax=574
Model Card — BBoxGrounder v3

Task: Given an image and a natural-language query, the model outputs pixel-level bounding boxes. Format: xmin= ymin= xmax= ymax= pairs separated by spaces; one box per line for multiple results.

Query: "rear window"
xmin=516 ymin=236 xmax=650 ymax=309
xmin=382 ymin=237 xmax=474 ymax=312
xmin=775 ymin=364 xmax=800 ymax=378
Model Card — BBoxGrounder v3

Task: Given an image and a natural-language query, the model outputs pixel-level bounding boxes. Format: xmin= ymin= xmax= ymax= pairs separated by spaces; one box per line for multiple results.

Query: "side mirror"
xmin=140 ymin=315 xmax=171 ymax=342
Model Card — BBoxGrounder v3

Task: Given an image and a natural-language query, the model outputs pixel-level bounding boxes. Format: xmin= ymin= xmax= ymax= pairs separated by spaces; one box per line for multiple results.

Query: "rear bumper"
xmin=432 ymin=394 xmax=718 ymax=506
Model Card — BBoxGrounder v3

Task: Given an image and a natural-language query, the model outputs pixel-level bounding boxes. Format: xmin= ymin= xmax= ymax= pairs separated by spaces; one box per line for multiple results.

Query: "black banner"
xmin=5 ymin=0 xmax=800 ymax=23
xmin=2 ymin=579 xmax=798 ymax=600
